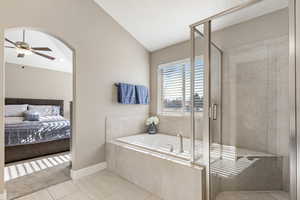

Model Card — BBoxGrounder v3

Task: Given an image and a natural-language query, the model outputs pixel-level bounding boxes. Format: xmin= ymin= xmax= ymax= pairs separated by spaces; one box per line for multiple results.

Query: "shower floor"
xmin=216 ymin=191 xmax=289 ymax=200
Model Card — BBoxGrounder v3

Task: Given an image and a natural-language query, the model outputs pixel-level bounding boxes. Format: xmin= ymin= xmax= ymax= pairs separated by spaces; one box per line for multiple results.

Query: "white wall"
xmin=0 ymin=0 xmax=150 ymax=195
xmin=5 ymin=63 xmax=72 ymax=119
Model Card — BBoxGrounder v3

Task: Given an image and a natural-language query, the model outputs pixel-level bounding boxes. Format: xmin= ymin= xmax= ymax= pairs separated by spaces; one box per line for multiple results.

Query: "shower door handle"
xmin=212 ymin=104 xmax=217 ymax=120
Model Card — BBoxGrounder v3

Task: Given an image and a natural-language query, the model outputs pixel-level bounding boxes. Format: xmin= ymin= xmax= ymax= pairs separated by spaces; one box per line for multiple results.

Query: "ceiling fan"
xmin=5 ymin=30 xmax=55 ymax=60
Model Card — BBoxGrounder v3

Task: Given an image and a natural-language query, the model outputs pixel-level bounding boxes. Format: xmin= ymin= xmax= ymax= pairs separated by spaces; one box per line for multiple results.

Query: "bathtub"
xmin=106 ymin=133 xmax=283 ymax=200
xmin=116 ymin=133 xmax=199 ymax=161
xmin=115 ymin=133 xmax=236 ymax=164
xmin=106 ymin=133 xmax=205 ymax=200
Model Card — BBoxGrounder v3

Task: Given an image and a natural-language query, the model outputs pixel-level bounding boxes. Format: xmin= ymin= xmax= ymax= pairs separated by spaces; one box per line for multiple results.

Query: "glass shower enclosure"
xmin=189 ymin=0 xmax=291 ymax=199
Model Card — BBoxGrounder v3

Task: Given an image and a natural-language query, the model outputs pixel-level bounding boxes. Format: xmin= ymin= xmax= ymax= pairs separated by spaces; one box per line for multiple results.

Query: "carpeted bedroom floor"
xmin=5 ymin=152 xmax=71 ymax=200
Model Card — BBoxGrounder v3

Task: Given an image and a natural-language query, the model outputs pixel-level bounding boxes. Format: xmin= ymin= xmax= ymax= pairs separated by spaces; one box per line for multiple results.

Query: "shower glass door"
xmin=191 ymin=1 xmax=290 ymax=200
xmin=190 ymin=21 xmax=213 ymax=200
xmin=190 ymin=24 xmax=206 ymax=164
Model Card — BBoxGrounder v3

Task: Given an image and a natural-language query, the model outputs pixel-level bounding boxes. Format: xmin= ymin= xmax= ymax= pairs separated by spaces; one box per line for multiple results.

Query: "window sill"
xmin=158 ymin=112 xmax=204 ymax=119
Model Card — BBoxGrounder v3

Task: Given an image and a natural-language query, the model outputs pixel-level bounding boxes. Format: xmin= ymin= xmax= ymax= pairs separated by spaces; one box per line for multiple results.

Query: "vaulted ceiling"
xmin=94 ymin=0 xmax=288 ymax=51
xmin=5 ymin=29 xmax=73 ymax=73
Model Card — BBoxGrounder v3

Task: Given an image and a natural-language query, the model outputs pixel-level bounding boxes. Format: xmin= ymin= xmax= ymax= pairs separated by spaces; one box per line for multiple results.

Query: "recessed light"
xmin=59 ymin=58 xmax=64 ymax=62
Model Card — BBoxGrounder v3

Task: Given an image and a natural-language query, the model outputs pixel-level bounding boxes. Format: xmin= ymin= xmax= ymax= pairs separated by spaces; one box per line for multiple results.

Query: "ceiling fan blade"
xmin=5 ymin=46 xmax=15 ymax=49
xmin=17 ymin=53 xmax=25 ymax=58
xmin=31 ymin=50 xmax=55 ymax=60
xmin=5 ymin=38 xmax=17 ymax=46
xmin=31 ymin=47 xmax=52 ymax=51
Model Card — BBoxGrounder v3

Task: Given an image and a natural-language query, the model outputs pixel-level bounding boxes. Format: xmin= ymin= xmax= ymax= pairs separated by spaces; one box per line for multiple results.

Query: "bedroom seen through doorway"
xmin=3 ymin=28 xmax=74 ymax=200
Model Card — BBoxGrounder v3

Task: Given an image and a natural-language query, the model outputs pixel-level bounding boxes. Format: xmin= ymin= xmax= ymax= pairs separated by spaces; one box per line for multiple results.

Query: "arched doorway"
xmin=3 ymin=27 xmax=75 ymax=199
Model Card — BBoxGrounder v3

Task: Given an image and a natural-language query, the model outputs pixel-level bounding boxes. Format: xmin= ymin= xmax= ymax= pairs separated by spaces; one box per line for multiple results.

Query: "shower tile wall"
xmin=221 ymin=35 xmax=289 ymax=190
xmin=105 ymin=114 xmax=147 ymax=142
xmin=221 ymin=36 xmax=289 ymax=156
xmin=158 ymin=115 xmax=202 ymax=139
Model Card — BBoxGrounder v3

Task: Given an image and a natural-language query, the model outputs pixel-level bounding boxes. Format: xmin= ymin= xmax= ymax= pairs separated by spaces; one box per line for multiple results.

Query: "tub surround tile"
xmin=105 ymin=114 xmax=147 ymax=142
xmin=160 ymin=160 xmax=203 ymax=200
xmin=106 ymin=142 xmax=203 ymax=200
xmin=111 ymin=133 xmax=281 ymax=196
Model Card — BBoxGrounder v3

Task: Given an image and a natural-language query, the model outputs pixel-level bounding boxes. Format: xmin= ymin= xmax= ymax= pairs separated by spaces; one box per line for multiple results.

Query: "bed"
xmin=5 ymin=98 xmax=71 ymax=163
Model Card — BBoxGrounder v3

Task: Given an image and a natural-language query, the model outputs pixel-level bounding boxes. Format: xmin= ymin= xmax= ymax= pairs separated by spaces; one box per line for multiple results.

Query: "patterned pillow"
xmin=52 ymin=106 xmax=61 ymax=116
xmin=5 ymin=104 xmax=28 ymax=117
xmin=28 ymin=105 xmax=60 ymax=117
xmin=24 ymin=111 xmax=40 ymax=121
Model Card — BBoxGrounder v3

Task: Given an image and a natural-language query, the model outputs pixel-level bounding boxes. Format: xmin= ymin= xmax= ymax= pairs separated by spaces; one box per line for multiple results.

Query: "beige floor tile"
xmin=74 ymin=177 xmax=109 ymax=199
xmin=47 ymin=180 xmax=79 ymax=200
xmin=106 ymin=182 xmax=151 ymax=200
xmin=15 ymin=189 xmax=53 ymax=200
xmin=75 ymin=170 xmax=130 ymax=199
xmin=15 ymin=169 xmax=159 ymax=200
xmin=76 ymin=170 xmax=152 ymax=200
xmin=59 ymin=191 xmax=92 ymax=200
xmin=145 ymin=195 xmax=162 ymax=200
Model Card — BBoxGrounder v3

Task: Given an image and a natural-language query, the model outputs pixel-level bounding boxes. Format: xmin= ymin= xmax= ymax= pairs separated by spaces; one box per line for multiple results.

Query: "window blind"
xmin=159 ymin=60 xmax=204 ymax=114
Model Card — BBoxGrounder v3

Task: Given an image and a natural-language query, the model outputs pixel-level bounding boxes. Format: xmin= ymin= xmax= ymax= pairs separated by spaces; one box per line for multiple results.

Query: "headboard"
xmin=5 ymin=98 xmax=64 ymax=116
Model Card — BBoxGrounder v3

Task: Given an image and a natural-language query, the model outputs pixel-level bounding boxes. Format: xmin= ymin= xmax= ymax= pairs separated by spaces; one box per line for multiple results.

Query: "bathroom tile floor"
xmin=15 ymin=169 xmax=161 ymax=200
xmin=216 ymin=191 xmax=289 ymax=200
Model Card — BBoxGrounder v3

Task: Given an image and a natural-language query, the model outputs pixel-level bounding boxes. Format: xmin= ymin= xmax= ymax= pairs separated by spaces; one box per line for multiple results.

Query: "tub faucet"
xmin=177 ymin=133 xmax=184 ymax=153
xmin=166 ymin=144 xmax=174 ymax=152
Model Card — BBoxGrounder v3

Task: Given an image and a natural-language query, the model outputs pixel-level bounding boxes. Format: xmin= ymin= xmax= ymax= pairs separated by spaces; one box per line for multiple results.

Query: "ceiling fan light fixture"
xmin=16 ymin=48 xmax=32 ymax=56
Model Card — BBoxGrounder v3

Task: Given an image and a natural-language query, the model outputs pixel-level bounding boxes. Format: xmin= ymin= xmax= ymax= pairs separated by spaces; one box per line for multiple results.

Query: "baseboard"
xmin=0 ymin=190 xmax=7 ymax=200
xmin=70 ymin=162 xmax=107 ymax=180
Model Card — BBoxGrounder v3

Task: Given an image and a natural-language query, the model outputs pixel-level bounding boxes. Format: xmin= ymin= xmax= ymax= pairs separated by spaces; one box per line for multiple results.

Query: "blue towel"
xmin=135 ymin=85 xmax=149 ymax=104
xmin=117 ymin=83 xmax=136 ymax=104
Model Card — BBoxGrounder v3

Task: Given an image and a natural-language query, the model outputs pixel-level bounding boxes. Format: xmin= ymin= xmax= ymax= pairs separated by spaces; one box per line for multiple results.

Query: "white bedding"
xmin=5 ymin=115 xmax=66 ymax=125
xmin=5 ymin=117 xmax=24 ymax=124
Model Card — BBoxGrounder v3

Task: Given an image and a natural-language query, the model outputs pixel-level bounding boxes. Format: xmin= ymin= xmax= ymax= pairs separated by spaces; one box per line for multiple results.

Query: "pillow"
xmin=5 ymin=117 xmax=24 ymax=124
xmin=5 ymin=104 xmax=28 ymax=117
xmin=28 ymin=105 xmax=60 ymax=117
xmin=52 ymin=106 xmax=60 ymax=116
xmin=24 ymin=111 xmax=40 ymax=121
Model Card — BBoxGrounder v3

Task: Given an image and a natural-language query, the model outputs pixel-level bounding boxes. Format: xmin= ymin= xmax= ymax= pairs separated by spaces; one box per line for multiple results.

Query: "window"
xmin=158 ymin=59 xmax=204 ymax=115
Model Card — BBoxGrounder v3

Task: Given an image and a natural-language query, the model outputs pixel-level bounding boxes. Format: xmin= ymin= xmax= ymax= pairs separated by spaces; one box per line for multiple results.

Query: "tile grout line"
xmin=46 ymin=189 xmax=56 ymax=200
